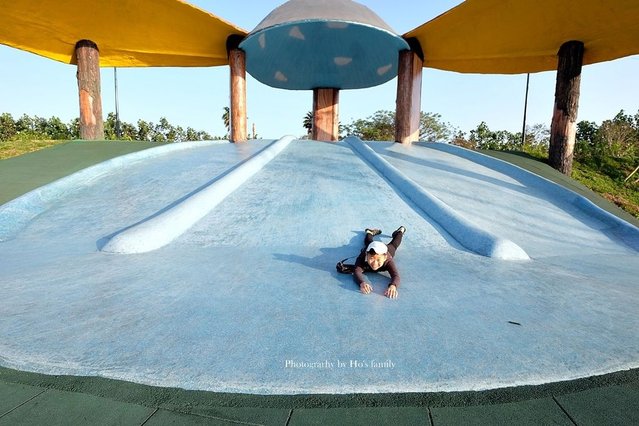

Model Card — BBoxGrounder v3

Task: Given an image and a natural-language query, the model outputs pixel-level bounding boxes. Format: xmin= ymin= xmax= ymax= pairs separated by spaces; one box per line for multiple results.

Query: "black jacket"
xmin=353 ymin=251 xmax=400 ymax=288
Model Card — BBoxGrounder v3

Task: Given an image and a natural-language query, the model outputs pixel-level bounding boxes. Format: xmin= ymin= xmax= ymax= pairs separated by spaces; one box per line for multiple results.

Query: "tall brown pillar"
xmin=229 ymin=48 xmax=247 ymax=143
xmin=312 ymin=88 xmax=339 ymax=141
xmin=75 ymin=40 xmax=104 ymax=140
xmin=395 ymin=40 xmax=423 ymax=144
xmin=549 ymin=40 xmax=584 ymax=175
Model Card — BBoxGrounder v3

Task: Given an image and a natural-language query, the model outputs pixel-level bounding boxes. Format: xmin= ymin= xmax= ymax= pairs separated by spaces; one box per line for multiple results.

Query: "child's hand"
xmin=360 ymin=282 xmax=372 ymax=294
xmin=385 ymin=284 xmax=398 ymax=299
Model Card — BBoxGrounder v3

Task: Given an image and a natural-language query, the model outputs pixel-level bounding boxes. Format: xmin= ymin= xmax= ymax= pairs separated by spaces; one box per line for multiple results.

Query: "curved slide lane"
xmin=0 ymin=140 xmax=230 ymax=242
xmin=101 ymin=135 xmax=295 ymax=254
xmin=346 ymin=136 xmax=530 ymax=260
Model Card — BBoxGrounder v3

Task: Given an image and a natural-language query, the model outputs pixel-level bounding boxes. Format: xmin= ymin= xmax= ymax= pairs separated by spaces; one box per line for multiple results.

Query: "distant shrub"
xmin=0 ymin=112 xmax=217 ymax=142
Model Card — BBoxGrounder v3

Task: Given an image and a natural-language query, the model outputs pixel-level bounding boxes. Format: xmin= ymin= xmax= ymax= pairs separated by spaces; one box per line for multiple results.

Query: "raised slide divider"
xmin=101 ymin=135 xmax=295 ymax=254
xmin=345 ymin=136 xmax=530 ymax=261
xmin=0 ymin=140 xmax=229 ymax=242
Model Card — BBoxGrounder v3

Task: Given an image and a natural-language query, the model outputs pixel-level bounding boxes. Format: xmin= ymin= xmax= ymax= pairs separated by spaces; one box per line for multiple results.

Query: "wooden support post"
xmin=549 ymin=40 xmax=584 ymax=175
xmin=395 ymin=39 xmax=423 ymax=144
xmin=75 ymin=40 xmax=104 ymax=140
xmin=312 ymin=88 xmax=339 ymax=141
xmin=229 ymin=48 xmax=247 ymax=143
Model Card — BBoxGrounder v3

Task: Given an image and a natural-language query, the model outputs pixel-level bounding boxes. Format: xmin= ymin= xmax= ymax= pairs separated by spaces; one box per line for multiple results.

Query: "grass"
xmin=0 ymin=139 xmax=67 ymax=159
xmin=572 ymin=160 xmax=639 ymax=218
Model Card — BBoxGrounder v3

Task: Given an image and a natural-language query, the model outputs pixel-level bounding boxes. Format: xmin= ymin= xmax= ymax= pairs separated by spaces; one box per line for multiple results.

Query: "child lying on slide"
xmin=352 ymin=226 xmax=405 ymax=299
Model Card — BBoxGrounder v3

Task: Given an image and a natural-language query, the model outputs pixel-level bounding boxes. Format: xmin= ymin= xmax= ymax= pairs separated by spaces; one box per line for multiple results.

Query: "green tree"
xmin=45 ymin=116 xmax=70 ymax=139
xmin=137 ymin=119 xmax=152 ymax=141
xmin=343 ymin=110 xmax=395 ymax=141
xmin=0 ymin=113 xmax=17 ymax=141
xmin=104 ymin=112 xmax=119 ymax=140
xmin=186 ymin=127 xmax=199 ymax=141
xmin=2 ymin=112 xmax=222 ymax=143
xmin=33 ymin=116 xmax=50 ymax=137
xmin=169 ymin=125 xmax=185 ymax=142
xmin=104 ymin=113 xmax=136 ymax=141
xmin=119 ymin=121 xmax=137 ymax=141
xmin=419 ymin=112 xmax=453 ymax=142
xmin=575 ymin=120 xmax=600 ymax=161
xmin=13 ymin=114 xmax=50 ymax=139
xmin=15 ymin=114 xmax=36 ymax=135
xmin=576 ymin=120 xmax=599 ymax=146
xmin=521 ymin=123 xmax=550 ymax=157
xmin=598 ymin=110 xmax=638 ymax=159
xmin=469 ymin=122 xmax=502 ymax=149
xmin=343 ymin=110 xmax=454 ymax=142
xmin=527 ymin=124 xmax=550 ymax=146
xmin=575 ymin=110 xmax=639 ymax=167
xmin=222 ymin=107 xmax=230 ymax=137
xmin=303 ymin=111 xmax=313 ymax=136
xmin=156 ymin=117 xmax=174 ymax=141
xmin=451 ymin=130 xmax=474 ymax=149
xmin=197 ymin=130 xmax=213 ymax=140
xmin=149 ymin=119 xmax=167 ymax=142
xmin=68 ymin=118 xmax=80 ymax=139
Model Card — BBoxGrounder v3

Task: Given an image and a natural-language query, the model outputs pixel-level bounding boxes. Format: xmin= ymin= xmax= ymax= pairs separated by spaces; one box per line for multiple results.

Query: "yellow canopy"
xmin=0 ymin=0 xmax=247 ymax=67
xmin=405 ymin=0 xmax=639 ymax=74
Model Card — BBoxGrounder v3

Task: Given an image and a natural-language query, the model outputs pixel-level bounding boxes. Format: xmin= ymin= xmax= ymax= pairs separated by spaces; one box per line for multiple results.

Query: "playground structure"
xmin=1 ymin=137 xmax=638 ymax=395
xmin=1 ymin=0 xmax=639 ymax=407
xmin=1 ymin=0 xmax=638 ymax=174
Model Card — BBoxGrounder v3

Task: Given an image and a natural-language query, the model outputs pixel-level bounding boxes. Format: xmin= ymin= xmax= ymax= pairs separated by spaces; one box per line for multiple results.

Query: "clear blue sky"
xmin=0 ymin=0 xmax=637 ymax=139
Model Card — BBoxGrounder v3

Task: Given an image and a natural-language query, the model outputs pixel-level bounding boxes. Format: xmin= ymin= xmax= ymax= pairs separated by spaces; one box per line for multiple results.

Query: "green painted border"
xmin=1 ymin=365 xmax=638 ymax=409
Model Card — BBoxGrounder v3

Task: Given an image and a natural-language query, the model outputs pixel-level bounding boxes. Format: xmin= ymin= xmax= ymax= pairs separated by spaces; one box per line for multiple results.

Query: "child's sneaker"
xmin=365 ymin=228 xmax=382 ymax=236
xmin=394 ymin=226 xmax=406 ymax=236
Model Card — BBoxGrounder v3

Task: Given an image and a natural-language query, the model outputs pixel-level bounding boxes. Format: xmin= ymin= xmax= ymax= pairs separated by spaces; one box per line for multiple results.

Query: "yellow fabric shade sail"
xmin=0 ymin=0 xmax=247 ymax=67
xmin=405 ymin=0 xmax=639 ymax=74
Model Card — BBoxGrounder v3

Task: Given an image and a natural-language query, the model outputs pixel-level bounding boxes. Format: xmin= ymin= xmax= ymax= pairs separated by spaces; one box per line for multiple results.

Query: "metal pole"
xmin=521 ymin=73 xmax=530 ymax=146
xmin=114 ymin=67 xmax=121 ymax=138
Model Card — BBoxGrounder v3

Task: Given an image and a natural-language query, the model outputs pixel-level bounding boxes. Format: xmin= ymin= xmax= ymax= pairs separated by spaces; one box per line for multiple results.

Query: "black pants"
xmin=364 ymin=229 xmax=403 ymax=257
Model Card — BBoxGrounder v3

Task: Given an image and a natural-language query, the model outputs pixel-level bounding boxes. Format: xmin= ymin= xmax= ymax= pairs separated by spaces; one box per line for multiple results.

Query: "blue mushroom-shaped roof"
xmin=239 ymin=0 xmax=409 ymax=90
